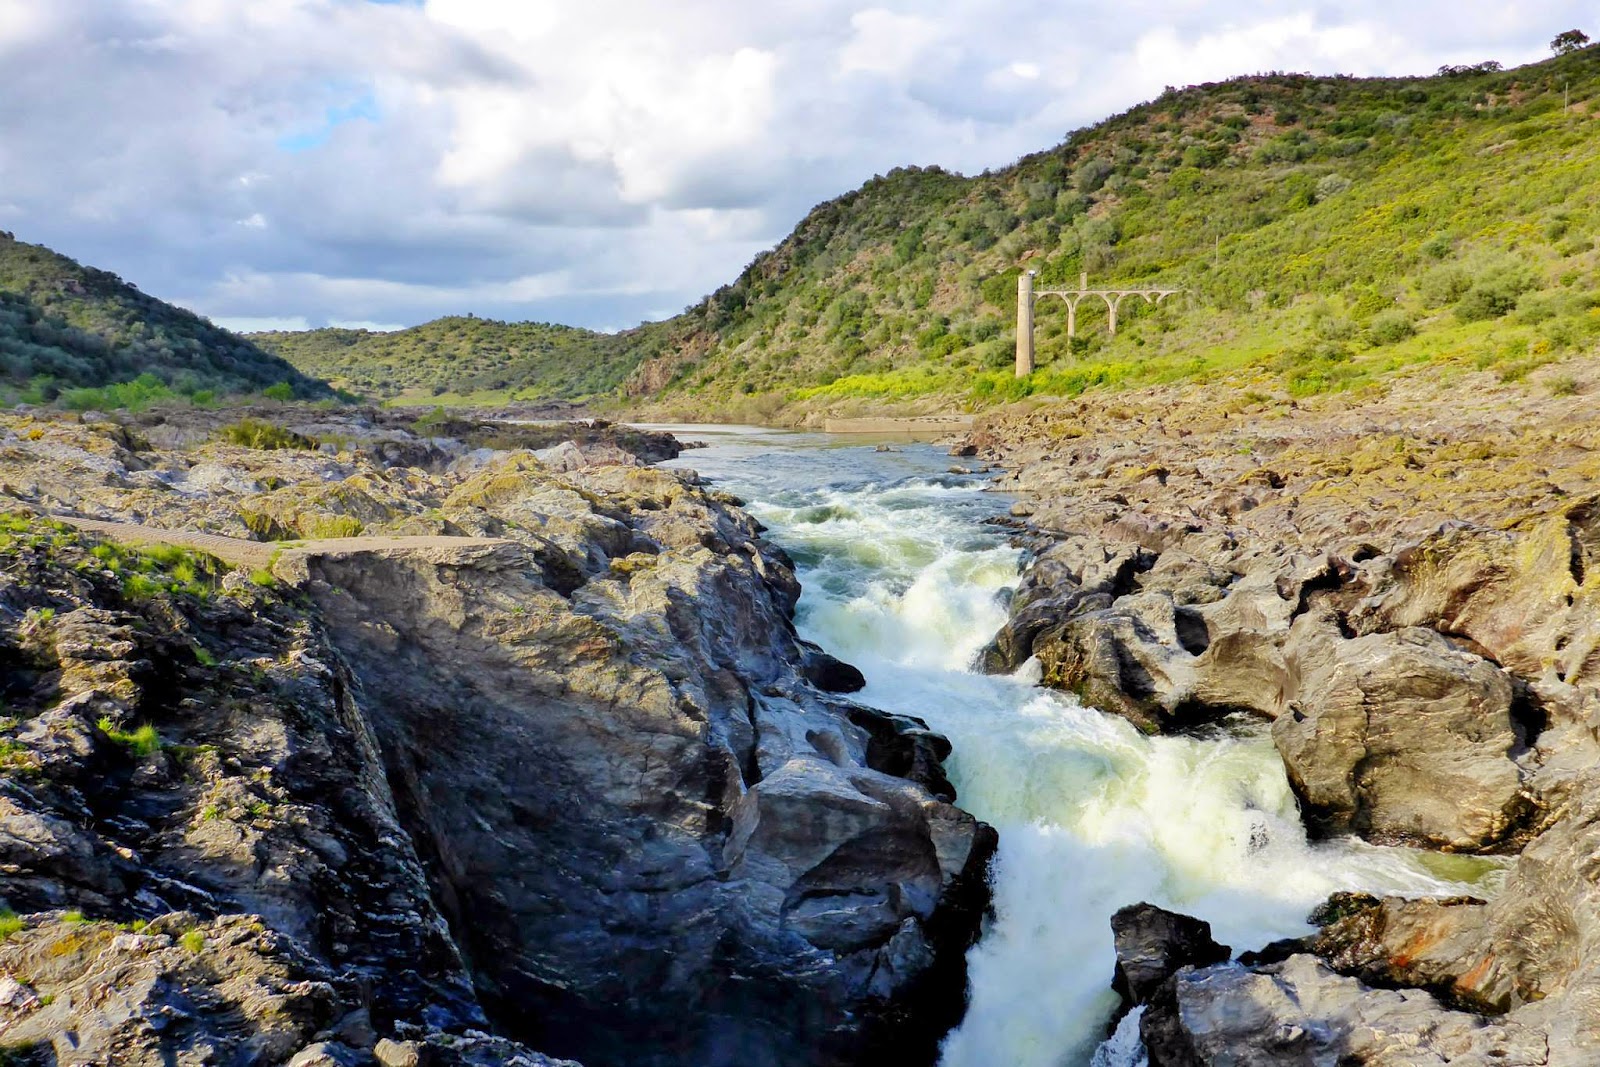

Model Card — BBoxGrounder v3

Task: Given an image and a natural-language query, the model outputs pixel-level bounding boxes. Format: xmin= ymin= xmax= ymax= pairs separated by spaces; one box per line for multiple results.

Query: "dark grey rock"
xmin=1110 ymin=903 xmax=1231 ymax=1011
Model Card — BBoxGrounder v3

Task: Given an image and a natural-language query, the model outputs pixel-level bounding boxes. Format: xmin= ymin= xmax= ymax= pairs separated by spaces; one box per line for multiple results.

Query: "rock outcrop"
xmin=962 ymin=373 xmax=1600 ymax=1061
xmin=0 ymin=410 xmax=993 ymax=1067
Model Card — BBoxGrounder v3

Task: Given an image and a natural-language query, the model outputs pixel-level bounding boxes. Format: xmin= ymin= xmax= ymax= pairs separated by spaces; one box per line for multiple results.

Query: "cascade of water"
xmin=666 ymin=431 xmax=1504 ymax=1066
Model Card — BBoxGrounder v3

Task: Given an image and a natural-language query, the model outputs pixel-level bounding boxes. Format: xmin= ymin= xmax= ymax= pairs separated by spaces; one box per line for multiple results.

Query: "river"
xmin=661 ymin=425 xmax=1505 ymax=1067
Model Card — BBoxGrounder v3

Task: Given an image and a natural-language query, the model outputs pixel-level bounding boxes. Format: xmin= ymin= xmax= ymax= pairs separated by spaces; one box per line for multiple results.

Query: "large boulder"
xmin=1140 ymin=954 xmax=1546 ymax=1067
xmin=1272 ymin=607 xmax=1528 ymax=850
xmin=1351 ymin=509 xmax=1597 ymax=685
xmin=1311 ymin=892 xmax=1506 ymax=1013
xmin=979 ymin=535 xmax=1153 ymax=675
xmin=1110 ymin=903 xmax=1231 ymax=1011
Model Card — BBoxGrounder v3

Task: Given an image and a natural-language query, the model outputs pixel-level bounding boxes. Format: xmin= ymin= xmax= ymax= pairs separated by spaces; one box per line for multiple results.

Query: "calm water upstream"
xmin=659 ymin=425 xmax=1504 ymax=1067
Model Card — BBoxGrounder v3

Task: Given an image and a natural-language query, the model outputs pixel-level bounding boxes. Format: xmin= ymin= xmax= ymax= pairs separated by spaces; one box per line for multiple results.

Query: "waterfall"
xmin=666 ymin=430 xmax=1505 ymax=1066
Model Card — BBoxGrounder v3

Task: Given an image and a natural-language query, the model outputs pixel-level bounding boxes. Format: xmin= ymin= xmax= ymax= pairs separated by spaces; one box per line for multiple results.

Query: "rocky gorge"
xmin=6 ymin=367 xmax=1600 ymax=1067
xmin=963 ymin=366 xmax=1600 ymax=1065
xmin=0 ymin=409 xmax=993 ymax=1067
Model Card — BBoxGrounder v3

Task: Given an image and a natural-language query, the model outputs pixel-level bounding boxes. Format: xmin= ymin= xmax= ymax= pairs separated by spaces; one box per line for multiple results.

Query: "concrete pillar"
xmin=1080 ymin=271 xmax=1088 ymax=291
xmin=1066 ymin=297 xmax=1077 ymax=340
xmin=1107 ymin=293 xmax=1120 ymax=336
xmin=1015 ymin=270 xmax=1035 ymax=378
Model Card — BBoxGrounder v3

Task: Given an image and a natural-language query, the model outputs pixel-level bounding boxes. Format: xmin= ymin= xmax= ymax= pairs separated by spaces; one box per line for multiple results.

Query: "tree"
xmin=1552 ymin=29 xmax=1590 ymax=55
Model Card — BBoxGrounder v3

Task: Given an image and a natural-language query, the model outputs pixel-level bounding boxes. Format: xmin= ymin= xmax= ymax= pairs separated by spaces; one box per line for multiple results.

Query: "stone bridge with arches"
xmin=1014 ymin=270 xmax=1184 ymax=377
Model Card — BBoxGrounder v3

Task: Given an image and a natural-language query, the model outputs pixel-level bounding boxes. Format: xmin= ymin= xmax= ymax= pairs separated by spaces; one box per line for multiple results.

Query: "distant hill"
xmin=0 ymin=233 xmax=328 ymax=406
xmin=617 ymin=45 xmax=1600 ymax=412
xmin=252 ymin=316 xmax=676 ymax=405
xmin=36 ymin=44 xmax=1600 ymax=417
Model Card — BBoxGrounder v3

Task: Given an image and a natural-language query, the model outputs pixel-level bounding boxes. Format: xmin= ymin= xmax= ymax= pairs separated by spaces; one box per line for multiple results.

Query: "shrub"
xmin=1419 ymin=265 xmax=1472 ymax=306
xmin=1315 ymin=173 xmax=1352 ymax=200
xmin=1181 ymin=144 xmax=1227 ymax=169
xmin=217 ymin=418 xmax=317 ymax=450
xmin=1314 ymin=316 xmax=1359 ymax=341
xmin=1420 ymin=234 xmax=1454 ymax=260
xmin=1456 ymin=271 xmax=1536 ymax=322
xmin=1365 ymin=311 xmax=1416 ymax=345
xmin=80 ymin=539 xmax=220 ymax=600
xmin=1550 ymin=374 xmax=1580 ymax=396
xmin=1075 ymin=158 xmax=1113 ymax=194
xmin=58 ymin=373 xmax=178 ymax=413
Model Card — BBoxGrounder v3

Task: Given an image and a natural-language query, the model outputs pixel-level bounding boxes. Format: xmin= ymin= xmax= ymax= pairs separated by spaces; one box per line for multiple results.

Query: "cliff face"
xmin=0 ymin=412 xmax=992 ymax=1067
xmin=964 ymin=368 xmax=1600 ymax=1064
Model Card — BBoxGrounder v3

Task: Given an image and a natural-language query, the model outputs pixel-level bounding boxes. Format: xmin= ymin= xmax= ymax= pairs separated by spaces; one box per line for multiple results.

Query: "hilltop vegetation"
xmin=0 ymin=233 xmax=327 ymax=408
xmin=252 ymin=315 xmax=673 ymax=405
xmin=620 ymin=44 xmax=1600 ymax=416
xmin=42 ymin=45 xmax=1599 ymax=418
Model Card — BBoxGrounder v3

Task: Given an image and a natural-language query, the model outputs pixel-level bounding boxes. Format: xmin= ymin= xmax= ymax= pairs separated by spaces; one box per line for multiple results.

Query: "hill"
xmin=0 ymin=233 xmax=328 ymax=408
xmin=617 ymin=44 xmax=1600 ymax=417
xmin=252 ymin=315 xmax=676 ymax=406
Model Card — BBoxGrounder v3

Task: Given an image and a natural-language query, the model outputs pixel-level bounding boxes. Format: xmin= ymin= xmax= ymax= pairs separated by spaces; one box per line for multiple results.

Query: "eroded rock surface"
xmin=1274 ymin=610 xmax=1527 ymax=850
xmin=1144 ymin=954 xmax=1549 ymax=1067
xmin=0 ymin=410 xmax=992 ymax=1067
xmin=964 ymin=374 xmax=1600 ymax=1062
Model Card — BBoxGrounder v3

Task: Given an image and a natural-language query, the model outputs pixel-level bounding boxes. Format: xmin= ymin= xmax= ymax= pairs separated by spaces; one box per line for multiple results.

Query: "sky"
xmin=0 ymin=1 xmax=1587 ymax=335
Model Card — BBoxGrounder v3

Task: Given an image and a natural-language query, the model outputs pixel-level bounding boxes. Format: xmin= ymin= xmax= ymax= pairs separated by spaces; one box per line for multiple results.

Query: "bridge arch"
xmin=1013 ymin=270 xmax=1185 ymax=377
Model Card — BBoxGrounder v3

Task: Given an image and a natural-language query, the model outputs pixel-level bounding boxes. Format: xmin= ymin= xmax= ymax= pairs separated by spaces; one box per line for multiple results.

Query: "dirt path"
xmin=53 ymin=515 xmax=515 ymax=575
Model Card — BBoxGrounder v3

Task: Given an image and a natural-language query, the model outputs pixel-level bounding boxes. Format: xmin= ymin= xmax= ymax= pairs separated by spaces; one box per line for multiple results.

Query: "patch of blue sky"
xmin=276 ymin=92 xmax=381 ymax=153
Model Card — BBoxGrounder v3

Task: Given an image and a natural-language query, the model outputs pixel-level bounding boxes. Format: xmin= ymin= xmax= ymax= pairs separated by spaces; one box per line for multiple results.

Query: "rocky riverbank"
xmin=961 ymin=367 xmax=1600 ymax=1065
xmin=0 ymin=408 xmax=992 ymax=1067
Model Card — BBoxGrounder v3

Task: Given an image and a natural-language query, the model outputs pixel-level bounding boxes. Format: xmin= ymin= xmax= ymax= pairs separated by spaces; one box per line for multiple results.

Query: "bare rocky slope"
xmin=0 ymin=409 xmax=992 ymax=1067
xmin=961 ymin=359 xmax=1600 ymax=1065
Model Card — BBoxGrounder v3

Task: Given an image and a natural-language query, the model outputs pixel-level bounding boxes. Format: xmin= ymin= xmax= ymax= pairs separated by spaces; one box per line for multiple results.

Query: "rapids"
xmin=663 ymin=425 xmax=1505 ymax=1067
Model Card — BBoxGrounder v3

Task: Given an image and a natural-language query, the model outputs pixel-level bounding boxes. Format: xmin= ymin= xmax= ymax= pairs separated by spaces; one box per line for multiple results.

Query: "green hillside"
xmin=621 ymin=45 xmax=1600 ymax=414
xmin=0 ymin=233 xmax=328 ymax=407
xmin=253 ymin=316 xmax=676 ymax=406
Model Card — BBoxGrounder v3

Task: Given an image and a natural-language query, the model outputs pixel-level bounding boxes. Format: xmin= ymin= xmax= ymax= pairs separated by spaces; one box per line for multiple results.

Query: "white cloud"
xmin=329 ymin=320 xmax=407 ymax=333
xmin=839 ymin=10 xmax=943 ymax=75
xmin=213 ymin=316 xmax=311 ymax=333
xmin=0 ymin=0 xmax=1585 ymax=331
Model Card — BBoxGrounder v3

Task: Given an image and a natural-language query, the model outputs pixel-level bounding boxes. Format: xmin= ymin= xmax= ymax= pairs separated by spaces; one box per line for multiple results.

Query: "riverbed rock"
xmin=979 ymin=535 xmax=1154 ymax=676
xmin=0 ymin=912 xmax=345 ymax=1065
xmin=1140 ymin=954 xmax=1547 ymax=1067
xmin=294 ymin=519 xmax=992 ymax=1066
xmin=1310 ymin=892 xmax=1507 ymax=1012
xmin=1273 ymin=607 xmax=1528 ymax=851
xmin=798 ymin=643 xmax=868 ymax=692
xmin=1027 ymin=593 xmax=1197 ymax=732
xmin=1110 ymin=903 xmax=1231 ymax=1011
